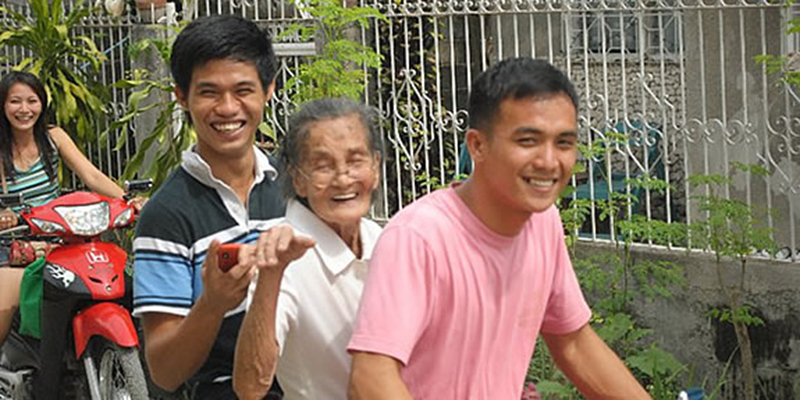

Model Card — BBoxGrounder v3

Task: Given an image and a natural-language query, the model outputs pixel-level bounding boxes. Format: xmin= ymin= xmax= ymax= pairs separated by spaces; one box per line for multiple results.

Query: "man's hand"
xmin=200 ymin=240 xmax=257 ymax=316
xmin=252 ymin=224 xmax=315 ymax=273
xmin=143 ymin=240 xmax=255 ymax=392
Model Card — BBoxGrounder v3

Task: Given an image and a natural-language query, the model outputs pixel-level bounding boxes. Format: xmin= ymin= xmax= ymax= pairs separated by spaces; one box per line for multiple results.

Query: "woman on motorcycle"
xmin=0 ymin=71 xmax=129 ymax=346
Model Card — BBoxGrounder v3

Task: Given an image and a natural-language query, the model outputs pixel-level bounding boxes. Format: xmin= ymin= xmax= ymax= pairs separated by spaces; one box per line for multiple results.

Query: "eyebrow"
xmin=193 ymin=80 xmax=259 ymax=90
xmin=307 ymin=147 xmax=370 ymax=158
xmin=559 ymin=131 xmax=579 ymax=140
xmin=513 ymin=127 xmax=543 ymax=135
xmin=513 ymin=128 xmax=578 ymax=138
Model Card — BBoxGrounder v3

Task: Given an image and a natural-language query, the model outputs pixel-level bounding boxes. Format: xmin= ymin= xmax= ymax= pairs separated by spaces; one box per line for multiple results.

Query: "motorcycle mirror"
xmin=124 ymin=179 xmax=153 ymax=194
xmin=0 ymin=193 xmax=24 ymax=209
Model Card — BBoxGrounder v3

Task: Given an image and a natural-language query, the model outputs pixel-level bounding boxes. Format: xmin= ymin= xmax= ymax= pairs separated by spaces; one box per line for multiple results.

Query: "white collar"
xmin=181 ymin=145 xmax=278 ymax=187
xmin=285 ymin=199 xmax=375 ymax=276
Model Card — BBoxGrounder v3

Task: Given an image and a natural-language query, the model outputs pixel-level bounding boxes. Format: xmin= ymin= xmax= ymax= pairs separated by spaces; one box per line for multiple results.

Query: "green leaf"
xmin=282 ymin=0 xmax=383 ymax=105
xmin=687 ymin=173 xmax=731 ymax=187
xmin=535 ymin=380 xmax=575 ymax=398
xmin=56 ymin=69 xmax=78 ymax=116
xmin=626 ymin=345 xmax=684 ymax=379
xmin=595 ymin=313 xmax=635 ymax=345
xmin=258 ymin=122 xmax=276 ymax=141
xmin=0 ymin=30 xmax=18 ymax=43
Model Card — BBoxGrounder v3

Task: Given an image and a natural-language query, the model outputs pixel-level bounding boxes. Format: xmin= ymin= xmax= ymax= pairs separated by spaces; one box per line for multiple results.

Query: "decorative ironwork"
xmin=6 ymin=0 xmax=792 ymax=260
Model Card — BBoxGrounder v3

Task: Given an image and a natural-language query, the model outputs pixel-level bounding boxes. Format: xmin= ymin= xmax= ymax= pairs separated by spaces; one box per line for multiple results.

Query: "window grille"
xmin=566 ymin=1 xmax=680 ymax=58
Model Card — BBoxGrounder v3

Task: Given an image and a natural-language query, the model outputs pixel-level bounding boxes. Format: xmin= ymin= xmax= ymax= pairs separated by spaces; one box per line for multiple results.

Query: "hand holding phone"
xmin=218 ymin=243 xmax=242 ymax=272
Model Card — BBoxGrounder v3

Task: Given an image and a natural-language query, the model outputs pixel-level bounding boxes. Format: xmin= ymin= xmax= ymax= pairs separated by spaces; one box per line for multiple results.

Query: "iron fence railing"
xmin=3 ymin=0 xmax=798 ymax=261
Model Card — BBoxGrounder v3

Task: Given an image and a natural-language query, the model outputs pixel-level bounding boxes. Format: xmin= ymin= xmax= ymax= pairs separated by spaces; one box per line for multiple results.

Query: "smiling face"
xmin=175 ymin=58 xmax=273 ymax=163
xmin=292 ymin=114 xmax=380 ymax=237
xmin=4 ymin=83 xmax=43 ymax=135
xmin=472 ymin=93 xmax=578 ymax=218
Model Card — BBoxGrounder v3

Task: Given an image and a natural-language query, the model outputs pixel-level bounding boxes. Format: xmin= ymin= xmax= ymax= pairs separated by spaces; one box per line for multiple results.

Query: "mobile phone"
xmin=218 ymin=243 xmax=242 ymax=272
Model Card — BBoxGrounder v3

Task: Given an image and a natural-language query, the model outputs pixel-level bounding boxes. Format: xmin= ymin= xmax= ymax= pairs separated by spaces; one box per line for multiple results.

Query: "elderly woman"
xmin=232 ymin=97 xmax=382 ymax=400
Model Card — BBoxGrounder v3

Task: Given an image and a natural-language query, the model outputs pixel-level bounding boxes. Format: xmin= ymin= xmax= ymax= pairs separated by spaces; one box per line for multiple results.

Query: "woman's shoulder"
xmin=40 ymin=126 xmax=63 ymax=157
xmin=46 ymin=125 xmax=66 ymax=135
xmin=46 ymin=126 xmax=69 ymax=144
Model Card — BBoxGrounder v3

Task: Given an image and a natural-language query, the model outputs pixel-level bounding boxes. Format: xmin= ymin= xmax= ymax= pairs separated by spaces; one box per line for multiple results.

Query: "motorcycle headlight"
xmin=113 ymin=208 xmax=134 ymax=228
xmin=54 ymin=202 xmax=110 ymax=236
xmin=30 ymin=218 xmax=66 ymax=234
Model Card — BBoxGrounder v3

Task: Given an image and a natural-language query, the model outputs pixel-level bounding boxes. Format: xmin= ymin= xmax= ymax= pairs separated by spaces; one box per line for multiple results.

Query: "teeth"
xmin=332 ymin=193 xmax=357 ymax=201
xmin=212 ymin=122 xmax=243 ymax=132
xmin=526 ymin=178 xmax=554 ymax=187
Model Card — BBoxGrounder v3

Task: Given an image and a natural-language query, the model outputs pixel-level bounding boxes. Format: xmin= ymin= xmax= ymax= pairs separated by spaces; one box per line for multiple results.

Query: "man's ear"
xmin=465 ymin=128 xmax=488 ymax=163
xmin=174 ymin=86 xmax=188 ymax=109
xmin=265 ymin=80 xmax=277 ymax=103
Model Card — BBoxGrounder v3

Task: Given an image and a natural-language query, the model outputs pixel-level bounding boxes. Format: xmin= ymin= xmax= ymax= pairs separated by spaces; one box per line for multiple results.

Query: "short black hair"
xmin=280 ymin=97 xmax=382 ymax=201
xmin=468 ymin=58 xmax=578 ymax=133
xmin=170 ymin=15 xmax=278 ymax=95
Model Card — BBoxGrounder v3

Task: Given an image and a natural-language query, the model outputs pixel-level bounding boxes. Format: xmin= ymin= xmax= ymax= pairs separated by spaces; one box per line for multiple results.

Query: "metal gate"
xmin=3 ymin=0 xmax=798 ymax=260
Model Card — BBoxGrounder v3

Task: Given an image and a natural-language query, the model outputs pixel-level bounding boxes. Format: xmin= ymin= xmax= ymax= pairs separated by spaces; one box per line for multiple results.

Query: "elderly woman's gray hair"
xmin=279 ymin=97 xmax=383 ymax=200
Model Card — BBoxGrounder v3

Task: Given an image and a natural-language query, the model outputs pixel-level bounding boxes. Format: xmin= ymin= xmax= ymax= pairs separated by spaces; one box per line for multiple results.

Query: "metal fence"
xmin=3 ymin=0 xmax=799 ymax=261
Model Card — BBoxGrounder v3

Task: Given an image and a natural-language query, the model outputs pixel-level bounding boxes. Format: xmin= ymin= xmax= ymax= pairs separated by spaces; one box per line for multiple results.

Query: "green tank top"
xmin=5 ymin=139 xmax=60 ymax=210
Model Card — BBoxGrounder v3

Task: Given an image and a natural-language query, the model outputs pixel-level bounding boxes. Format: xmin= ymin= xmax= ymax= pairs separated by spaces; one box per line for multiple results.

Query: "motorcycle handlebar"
xmin=0 ymin=193 xmax=25 ymax=209
xmin=124 ymin=179 xmax=153 ymax=196
xmin=0 ymin=225 xmax=30 ymax=239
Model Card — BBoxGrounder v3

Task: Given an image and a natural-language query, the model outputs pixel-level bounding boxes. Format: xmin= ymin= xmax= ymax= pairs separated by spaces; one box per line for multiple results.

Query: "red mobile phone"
xmin=218 ymin=243 xmax=242 ymax=272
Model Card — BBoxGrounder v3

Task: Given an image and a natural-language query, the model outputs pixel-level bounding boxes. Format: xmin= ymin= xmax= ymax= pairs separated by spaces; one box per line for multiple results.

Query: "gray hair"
xmin=279 ymin=97 xmax=383 ymax=200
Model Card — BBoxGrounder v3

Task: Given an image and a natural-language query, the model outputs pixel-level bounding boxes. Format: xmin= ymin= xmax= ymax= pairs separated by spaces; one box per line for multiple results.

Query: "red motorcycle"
xmin=0 ymin=181 xmax=151 ymax=400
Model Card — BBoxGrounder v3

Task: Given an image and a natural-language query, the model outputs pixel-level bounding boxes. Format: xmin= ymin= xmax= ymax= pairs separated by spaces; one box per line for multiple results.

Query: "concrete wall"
xmin=575 ymin=241 xmax=800 ymax=400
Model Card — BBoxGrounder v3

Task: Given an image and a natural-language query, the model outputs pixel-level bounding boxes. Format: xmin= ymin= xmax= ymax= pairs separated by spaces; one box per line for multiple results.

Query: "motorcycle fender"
xmin=72 ymin=302 xmax=139 ymax=359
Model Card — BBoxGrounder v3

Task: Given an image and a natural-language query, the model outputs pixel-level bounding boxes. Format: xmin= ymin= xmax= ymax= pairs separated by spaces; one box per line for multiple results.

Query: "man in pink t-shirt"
xmin=347 ymin=58 xmax=652 ymax=400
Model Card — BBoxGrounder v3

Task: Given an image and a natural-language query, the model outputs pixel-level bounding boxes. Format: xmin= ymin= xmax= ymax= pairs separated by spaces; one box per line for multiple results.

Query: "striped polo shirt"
xmin=132 ymin=146 xmax=285 ymax=386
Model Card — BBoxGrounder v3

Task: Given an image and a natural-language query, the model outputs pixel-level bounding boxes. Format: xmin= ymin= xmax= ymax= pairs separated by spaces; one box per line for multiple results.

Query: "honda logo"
xmin=86 ymin=249 xmax=109 ymax=264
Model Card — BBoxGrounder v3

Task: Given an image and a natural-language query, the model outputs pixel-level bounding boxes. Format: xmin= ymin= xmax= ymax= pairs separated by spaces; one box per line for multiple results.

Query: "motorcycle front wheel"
xmin=87 ymin=342 xmax=149 ymax=400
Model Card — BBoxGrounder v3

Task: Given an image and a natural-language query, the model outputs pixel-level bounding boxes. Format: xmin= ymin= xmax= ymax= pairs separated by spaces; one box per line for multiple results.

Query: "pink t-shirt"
xmin=348 ymin=187 xmax=591 ymax=399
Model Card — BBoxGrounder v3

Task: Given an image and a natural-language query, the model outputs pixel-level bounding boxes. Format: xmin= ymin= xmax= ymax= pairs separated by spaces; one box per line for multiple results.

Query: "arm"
xmin=49 ymin=127 xmax=124 ymax=198
xmin=348 ymin=352 xmax=414 ymax=400
xmin=232 ymin=270 xmax=282 ymax=400
xmin=542 ymin=324 xmax=652 ymax=400
xmin=233 ymin=225 xmax=314 ymax=400
xmin=141 ymin=299 xmax=228 ymax=391
xmin=142 ymin=240 xmax=256 ymax=392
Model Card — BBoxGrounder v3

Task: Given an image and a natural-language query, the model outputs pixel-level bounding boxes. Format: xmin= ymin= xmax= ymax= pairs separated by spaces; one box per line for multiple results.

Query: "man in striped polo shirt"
xmin=132 ymin=15 xmax=284 ymax=400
